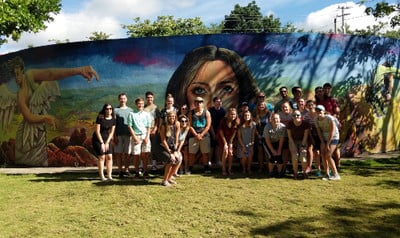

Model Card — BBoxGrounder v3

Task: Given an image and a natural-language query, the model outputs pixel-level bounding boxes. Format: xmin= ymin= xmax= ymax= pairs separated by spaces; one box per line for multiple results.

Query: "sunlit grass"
xmin=0 ymin=158 xmax=399 ymax=237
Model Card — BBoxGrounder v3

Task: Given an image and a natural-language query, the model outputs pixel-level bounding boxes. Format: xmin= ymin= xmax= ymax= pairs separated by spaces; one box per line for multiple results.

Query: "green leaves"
xmin=122 ymin=16 xmax=208 ymax=38
xmin=0 ymin=0 xmax=61 ymax=44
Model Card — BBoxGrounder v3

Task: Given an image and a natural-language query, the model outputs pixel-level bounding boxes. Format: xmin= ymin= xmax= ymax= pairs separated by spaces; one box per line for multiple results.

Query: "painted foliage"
xmin=0 ymin=33 xmax=399 ymax=166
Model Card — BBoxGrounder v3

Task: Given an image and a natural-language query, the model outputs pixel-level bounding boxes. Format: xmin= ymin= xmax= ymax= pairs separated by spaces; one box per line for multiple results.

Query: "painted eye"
xmin=221 ymin=85 xmax=234 ymax=94
xmin=192 ymin=87 xmax=207 ymax=96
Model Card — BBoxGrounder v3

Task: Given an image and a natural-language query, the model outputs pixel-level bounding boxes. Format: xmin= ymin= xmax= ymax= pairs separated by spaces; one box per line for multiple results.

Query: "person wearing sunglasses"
xmin=92 ymin=103 xmax=116 ymax=181
xmin=287 ymin=110 xmax=311 ymax=179
xmin=274 ymin=86 xmax=294 ymax=113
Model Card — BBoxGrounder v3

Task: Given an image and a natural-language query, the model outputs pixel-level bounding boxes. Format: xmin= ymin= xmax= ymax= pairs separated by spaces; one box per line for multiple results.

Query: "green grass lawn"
xmin=0 ymin=158 xmax=399 ymax=238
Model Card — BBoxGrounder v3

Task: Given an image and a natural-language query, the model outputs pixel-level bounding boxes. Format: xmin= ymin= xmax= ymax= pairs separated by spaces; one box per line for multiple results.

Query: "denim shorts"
xmin=329 ymin=139 xmax=339 ymax=145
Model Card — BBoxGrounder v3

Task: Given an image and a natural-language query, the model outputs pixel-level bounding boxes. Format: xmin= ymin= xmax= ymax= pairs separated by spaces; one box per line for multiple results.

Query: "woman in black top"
xmin=92 ymin=103 xmax=116 ymax=181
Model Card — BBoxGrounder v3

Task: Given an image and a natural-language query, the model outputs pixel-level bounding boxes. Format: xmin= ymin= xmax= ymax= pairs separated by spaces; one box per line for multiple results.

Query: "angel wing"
xmin=19 ymin=81 xmax=61 ymax=149
xmin=29 ymin=80 xmax=61 ymax=115
xmin=0 ymin=84 xmax=17 ymax=130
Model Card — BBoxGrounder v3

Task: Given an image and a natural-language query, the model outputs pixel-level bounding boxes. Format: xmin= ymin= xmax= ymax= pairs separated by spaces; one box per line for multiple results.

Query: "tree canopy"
xmin=0 ymin=0 xmax=61 ymax=45
xmin=365 ymin=1 xmax=400 ymax=28
xmin=122 ymin=16 xmax=208 ymax=38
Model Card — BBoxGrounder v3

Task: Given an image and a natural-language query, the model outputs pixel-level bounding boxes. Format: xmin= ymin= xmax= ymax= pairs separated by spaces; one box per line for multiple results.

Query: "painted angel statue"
xmin=3 ymin=56 xmax=99 ymax=166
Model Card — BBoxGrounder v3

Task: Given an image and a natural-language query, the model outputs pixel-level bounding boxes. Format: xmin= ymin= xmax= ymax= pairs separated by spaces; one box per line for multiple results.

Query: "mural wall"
xmin=0 ymin=33 xmax=399 ymax=166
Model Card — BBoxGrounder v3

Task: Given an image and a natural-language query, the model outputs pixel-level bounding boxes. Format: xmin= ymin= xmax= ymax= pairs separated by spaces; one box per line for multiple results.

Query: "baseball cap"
xmin=315 ymin=105 xmax=325 ymax=111
xmin=241 ymin=101 xmax=249 ymax=106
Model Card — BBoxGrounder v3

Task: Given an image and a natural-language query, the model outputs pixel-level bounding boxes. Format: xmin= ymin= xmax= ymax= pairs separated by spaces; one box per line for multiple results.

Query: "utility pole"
xmin=334 ymin=18 xmax=337 ymax=34
xmin=337 ymin=6 xmax=350 ymax=34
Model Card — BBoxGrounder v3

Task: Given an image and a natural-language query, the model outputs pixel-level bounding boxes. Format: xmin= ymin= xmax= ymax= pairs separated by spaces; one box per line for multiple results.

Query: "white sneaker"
xmin=322 ymin=175 xmax=331 ymax=181
xmin=161 ymin=180 xmax=171 ymax=187
xmin=329 ymin=174 xmax=341 ymax=181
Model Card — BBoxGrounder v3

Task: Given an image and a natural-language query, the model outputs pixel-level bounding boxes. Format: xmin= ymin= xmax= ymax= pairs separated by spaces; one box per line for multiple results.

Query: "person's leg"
xmin=162 ymin=163 xmax=172 ymax=186
xmin=333 ymin=147 xmax=341 ymax=170
xmin=327 ymin=144 xmax=339 ymax=176
xmin=200 ymin=136 xmax=211 ymax=173
xmin=105 ymin=154 xmax=113 ymax=179
xmin=187 ymin=153 xmax=195 ymax=174
xmin=289 ymin=143 xmax=299 ymax=179
xmin=133 ymin=155 xmax=140 ymax=176
xmin=241 ymin=157 xmax=246 ymax=173
xmin=142 ymin=152 xmax=150 ymax=174
xmin=124 ymin=153 xmax=131 ymax=173
xmin=97 ymin=155 xmax=105 ymax=180
xmin=320 ymin=143 xmax=330 ymax=178
xmin=306 ymin=144 xmax=313 ymax=173
xmin=221 ymin=145 xmax=228 ymax=175
xmin=201 ymin=153 xmax=210 ymax=173
xmin=115 ymin=153 xmax=123 ymax=174
xmin=168 ymin=164 xmax=179 ymax=183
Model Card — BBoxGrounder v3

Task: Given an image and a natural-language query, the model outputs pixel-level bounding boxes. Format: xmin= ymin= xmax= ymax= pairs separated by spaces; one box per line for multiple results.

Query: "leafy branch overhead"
xmin=0 ymin=0 xmax=61 ymax=44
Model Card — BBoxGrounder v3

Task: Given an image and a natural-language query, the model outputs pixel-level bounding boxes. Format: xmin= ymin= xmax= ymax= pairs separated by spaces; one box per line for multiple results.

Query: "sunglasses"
xmin=293 ymin=114 xmax=301 ymax=117
xmin=106 ymin=107 xmax=113 ymax=110
xmin=280 ymin=90 xmax=287 ymax=93
xmin=180 ymin=120 xmax=188 ymax=123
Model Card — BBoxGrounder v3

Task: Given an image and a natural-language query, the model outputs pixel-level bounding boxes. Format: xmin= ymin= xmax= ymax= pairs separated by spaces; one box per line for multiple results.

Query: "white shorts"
xmin=131 ymin=135 xmax=151 ymax=155
xmin=113 ymin=135 xmax=131 ymax=154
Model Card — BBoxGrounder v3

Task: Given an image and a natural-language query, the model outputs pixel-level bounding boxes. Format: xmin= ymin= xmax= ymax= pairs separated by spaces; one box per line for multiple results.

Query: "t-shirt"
xmin=316 ymin=115 xmax=339 ymax=141
xmin=127 ymin=110 xmax=151 ymax=135
xmin=114 ymin=106 xmax=133 ymax=136
xmin=208 ymin=106 xmax=226 ymax=133
xmin=144 ymin=104 xmax=160 ymax=129
xmin=287 ymin=120 xmax=311 ymax=141
xmin=263 ymin=122 xmax=286 ymax=143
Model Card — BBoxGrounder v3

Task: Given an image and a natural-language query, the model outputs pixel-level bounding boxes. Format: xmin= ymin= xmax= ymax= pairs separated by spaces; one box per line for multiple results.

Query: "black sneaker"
xmin=118 ymin=171 xmax=124 ymax=178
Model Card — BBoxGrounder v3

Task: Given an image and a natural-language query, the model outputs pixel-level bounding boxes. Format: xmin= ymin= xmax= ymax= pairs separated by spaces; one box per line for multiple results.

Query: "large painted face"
xmin=187 ymin=60 xmax=239 ymax=109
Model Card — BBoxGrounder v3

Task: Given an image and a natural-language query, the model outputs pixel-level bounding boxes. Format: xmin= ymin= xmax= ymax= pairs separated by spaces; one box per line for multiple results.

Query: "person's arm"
xmin=327 ymin=119 xmax=335 ymax=145
xmin=17 ymin=91 xmax=55 ymax=126
xmin=287 ymin=128 xmax=295 ymax=147
xmin=174 ymin=123 xmax=180 ymax=150
xmin=159 ymin=125 xmax=170 ymax=153
xmin=127 ymin=114 xmax=139 ymax=144
xmin=316 ymin=121 xmax=325 ymax=146
xmin=27 ymin=66 xmax=99 ymax=83
xmin=199 ymin=110 xmax=212 ymax=138
xmin=105 ymin=125 xmax=115 ymax=145
xmin=177 ymin=127 xmax=189 ymax=152
xmin=301 ymin=128 xmax=309 ymax=148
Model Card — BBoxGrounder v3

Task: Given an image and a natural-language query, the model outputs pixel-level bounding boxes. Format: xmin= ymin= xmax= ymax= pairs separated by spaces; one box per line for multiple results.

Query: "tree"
xmin=87 ymin=31 xmax=112 ymax=41
xmin=222 ymin=1 xmax=290 ymax=33
xmin=122 ymin=16 xmax=208 ymax=38
xmin=364 ymin=1 xmax=400 ymax=28
xmin=0 ymin=0 xmax=61 ymax=45
xmin=222 ymin=1 xmax=264 ymax=33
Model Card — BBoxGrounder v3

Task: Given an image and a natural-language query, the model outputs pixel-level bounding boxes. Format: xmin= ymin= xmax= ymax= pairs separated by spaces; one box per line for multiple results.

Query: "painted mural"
xmin=0 ymin=33 xmax=399 ymax=167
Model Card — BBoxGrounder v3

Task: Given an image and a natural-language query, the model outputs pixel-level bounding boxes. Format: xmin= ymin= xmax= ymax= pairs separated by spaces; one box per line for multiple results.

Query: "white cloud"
xmin=0 ymin=0 xmax=395 ymax=54
xmin=302 ymin=2 xmax=385 ymax=33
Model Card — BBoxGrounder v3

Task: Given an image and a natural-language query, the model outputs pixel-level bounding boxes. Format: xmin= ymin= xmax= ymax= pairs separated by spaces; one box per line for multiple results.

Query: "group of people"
xmin=92 ymin=82 xmax=342 ymax=185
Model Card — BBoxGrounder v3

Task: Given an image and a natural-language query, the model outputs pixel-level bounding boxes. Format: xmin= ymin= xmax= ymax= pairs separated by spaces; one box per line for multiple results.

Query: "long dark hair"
xmin=98 ymin=103 xmax=115 ymax=119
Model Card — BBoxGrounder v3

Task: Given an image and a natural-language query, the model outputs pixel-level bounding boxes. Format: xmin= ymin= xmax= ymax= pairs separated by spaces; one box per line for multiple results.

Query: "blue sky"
xmin=0 ymin=0 xmax=394 ymax=54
